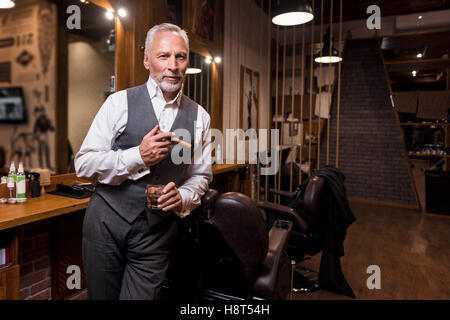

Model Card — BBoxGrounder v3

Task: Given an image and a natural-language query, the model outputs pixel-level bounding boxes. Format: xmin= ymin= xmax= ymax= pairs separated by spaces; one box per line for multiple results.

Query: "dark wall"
xmin=320 ymin=39 xmax=417 ymax=206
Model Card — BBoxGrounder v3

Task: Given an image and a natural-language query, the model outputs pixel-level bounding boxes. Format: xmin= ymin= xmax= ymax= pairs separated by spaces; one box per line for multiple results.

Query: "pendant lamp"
xmin=272 ymin=0 xmax=314 ymax=26
xmin=0 ymin=0 xmax=15 ymax=9
xmin=315 ymin=27 xmax=342 ymax=63
xmin=186 ymin=68 xmax=201 ymax=75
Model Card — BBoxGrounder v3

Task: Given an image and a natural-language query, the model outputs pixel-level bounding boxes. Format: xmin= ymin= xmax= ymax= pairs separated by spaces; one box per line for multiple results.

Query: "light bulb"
xmin=105 ymin=10 xmax=114 ymax=20
xmin=118 ymin=8 xmax=127 ymax=17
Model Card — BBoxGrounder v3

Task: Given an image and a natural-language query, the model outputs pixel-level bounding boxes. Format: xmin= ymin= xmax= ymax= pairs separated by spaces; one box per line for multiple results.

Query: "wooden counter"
xmin=0 ymin=194 xmax=89 ymax=232
xmin=0 ymin=173 xmax=90 ymax=231
xmin=211 ymin=163 xmax=244 ymax=175
xmin=0 ymin=167 xmax=245 ymax=232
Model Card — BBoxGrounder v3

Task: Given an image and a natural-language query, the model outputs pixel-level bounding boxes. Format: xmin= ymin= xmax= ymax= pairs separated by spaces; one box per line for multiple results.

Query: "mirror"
xmin=66 ymin=0 xmax=115 ymax=170
xmin=185 ymin=51 xmax=213 ymax=114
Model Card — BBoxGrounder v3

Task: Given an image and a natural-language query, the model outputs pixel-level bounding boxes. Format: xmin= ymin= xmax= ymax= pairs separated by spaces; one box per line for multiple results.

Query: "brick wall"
xmin=320 ymin=39 xmax=417 ymax=205
xmin=17 ymin=217 xmax=88 ymax=300
xmin=18 ymin=221 xmax=52 ymax=300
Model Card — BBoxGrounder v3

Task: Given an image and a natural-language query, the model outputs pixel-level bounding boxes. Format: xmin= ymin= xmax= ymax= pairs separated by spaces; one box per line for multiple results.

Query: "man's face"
xmin=144 ymin=30 xmax=188 ymax=93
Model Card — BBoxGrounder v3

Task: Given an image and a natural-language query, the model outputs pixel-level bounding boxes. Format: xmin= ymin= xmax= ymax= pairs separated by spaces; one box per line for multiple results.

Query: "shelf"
xmin=0 ymin=263 xmax=13 ymax=270
xmin=273 ymin=119 xmax=302 ymax=123
xmin=407 ymin=153 xmax=447 ymax=158
xmin=273 ymin=119 xmax=325 ymax=123
xmin=400 ymin=122 xmax=450 ymax=127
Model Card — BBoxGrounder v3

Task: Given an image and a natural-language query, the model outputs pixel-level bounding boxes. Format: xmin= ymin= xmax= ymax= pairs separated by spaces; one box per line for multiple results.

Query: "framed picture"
xmin=167 ymin=0 xmax=182 ymax=27
xmin=191 ymin=0 xmax=215 ymax=42
xmin=240 ymin=66 xmax=259 ymax=131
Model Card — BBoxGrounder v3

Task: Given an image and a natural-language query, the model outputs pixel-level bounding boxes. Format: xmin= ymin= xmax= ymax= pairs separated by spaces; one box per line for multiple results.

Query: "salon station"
xmin=0 ymin=0 xmax=449 ymax=301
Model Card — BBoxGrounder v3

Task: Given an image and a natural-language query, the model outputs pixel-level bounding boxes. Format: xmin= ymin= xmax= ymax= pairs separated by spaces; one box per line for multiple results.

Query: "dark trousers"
xmin=82 ymin=193 xmax=177 ymax=300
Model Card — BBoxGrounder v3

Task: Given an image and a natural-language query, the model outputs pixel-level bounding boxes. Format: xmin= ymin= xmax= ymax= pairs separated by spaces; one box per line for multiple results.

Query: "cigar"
xmin=158 ymin=130 xmax=192 ymax=148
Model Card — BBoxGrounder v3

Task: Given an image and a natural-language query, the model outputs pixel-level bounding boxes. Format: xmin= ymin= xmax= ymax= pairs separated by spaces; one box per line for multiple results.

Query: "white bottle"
xmin=16 ymin=162 xmax=26 ymax=203
xmin=7 ymin=162 xmax=16 ymax=204
xmin=216 ymin=144 xmax=222 ymax=164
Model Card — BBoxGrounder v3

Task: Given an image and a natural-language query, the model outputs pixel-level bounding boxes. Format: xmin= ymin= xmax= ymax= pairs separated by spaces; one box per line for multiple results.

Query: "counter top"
xmin=211 ymin=163 xmax=245 ymax=175
xmin=0 ymin=194 xmax=89 ymax=231
xmin=0 ymin=166 xmax=246 ymax=231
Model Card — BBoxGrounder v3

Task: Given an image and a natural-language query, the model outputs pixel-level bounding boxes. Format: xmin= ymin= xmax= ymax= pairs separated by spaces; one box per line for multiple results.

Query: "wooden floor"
xmin=294 ymin=201 xmax=450 ymax=300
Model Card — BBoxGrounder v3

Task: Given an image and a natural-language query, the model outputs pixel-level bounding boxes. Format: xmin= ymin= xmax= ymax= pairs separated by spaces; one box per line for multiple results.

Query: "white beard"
xmin=158 ymin=79 xmax=183 ymax=92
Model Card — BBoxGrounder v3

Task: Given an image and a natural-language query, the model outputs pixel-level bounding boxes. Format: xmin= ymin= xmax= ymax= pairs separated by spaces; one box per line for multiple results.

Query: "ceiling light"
xmin=315 ymin=27 xmax=342 ymax=64
xmin=417 ymin=53 xmax=423 ymax=58
xmin=186 ymin=68 xmax=202 ymax=74
xmin=105 ymin=9 xmax=114 ymax=20
xmin=214 ymin=57 xmax=221 ymax=63
xmin=412 ymin=70 xmax=417 ymax=77
xmin=272 ymin=0 xmax=314 ymax=26
xmin=315 ymin=56 xmax=342 ymax=63
xmin=80 ymin=0 xmax=86 ymax=3
xmin=205 ymin=57 xmax=212 ymax=64
xmin=118 ymin=8 xmax=127 ymax=17
xmin=418 ymin=15 xmax=423 ymax=19
xmin=0 ymin=0 xmax=15 ymax=9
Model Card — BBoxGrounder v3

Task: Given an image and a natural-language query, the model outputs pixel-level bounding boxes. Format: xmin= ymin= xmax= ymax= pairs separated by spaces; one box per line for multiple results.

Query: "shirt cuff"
xmin=122 ymin=146 xmax=149 ymax=179
xmin=175 ymin=188 xmax=191 ymax=218
xmin=123 ymin=145 xmax=145 ymax=167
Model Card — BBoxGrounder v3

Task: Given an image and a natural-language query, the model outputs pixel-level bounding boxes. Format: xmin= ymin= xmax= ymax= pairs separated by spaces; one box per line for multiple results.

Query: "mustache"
xmin=161 ymin=74 xmax=185 ymax=81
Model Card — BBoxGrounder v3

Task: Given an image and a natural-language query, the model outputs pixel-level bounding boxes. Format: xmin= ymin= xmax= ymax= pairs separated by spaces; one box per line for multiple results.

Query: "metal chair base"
xmin=289 ymin=261 xmax=319 ymax=299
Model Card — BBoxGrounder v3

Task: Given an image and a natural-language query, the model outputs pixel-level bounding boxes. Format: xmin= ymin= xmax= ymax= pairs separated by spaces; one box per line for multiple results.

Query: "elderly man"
xmin=75 ymin=23 xmax=212 ymax=300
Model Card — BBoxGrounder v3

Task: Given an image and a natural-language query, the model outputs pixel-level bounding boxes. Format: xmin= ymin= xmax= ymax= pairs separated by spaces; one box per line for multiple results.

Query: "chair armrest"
xmin=256 ymin=201 xmax=308 ymax=232
xmin=253 ymin=220 xmax=292 ymax=299
xmin=201 ymin=189 xmax=220 ymax=210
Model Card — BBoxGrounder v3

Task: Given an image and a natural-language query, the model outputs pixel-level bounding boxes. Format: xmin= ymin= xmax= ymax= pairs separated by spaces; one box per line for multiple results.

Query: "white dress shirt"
xmin=74 ymin=76 xmax=213 ymax=217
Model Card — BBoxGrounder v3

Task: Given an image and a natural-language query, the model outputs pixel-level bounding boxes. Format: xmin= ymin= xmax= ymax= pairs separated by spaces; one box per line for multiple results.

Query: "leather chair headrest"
xmin=303 ymin=176 xmax=326 ymax=217
xmin=212 ymin=192 xmax=269 ymax=274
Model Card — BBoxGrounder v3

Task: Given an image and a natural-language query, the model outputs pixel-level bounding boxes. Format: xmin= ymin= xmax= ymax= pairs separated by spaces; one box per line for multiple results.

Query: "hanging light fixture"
xmin=186 ymin=68 xmax=201 ymax=74
xmin=0 ymin=0 xmax=15 ymax=9
xmin=272 ymin=0 xmax=314 ymax=26
xmin=315 ymin=27 xmax=342 ymax=63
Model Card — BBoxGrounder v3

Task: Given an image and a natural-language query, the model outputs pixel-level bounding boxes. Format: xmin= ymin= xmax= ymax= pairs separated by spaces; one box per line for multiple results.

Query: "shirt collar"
xmin=147 ymin=76 xmax=183 ymax=107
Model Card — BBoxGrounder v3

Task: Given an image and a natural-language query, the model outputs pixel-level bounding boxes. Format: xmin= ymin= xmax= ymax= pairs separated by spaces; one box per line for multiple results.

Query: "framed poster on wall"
xmin=191 ymin=0 xmax=215 ymax=42
xmin=240 ymin=66 xmax=259 ymax=131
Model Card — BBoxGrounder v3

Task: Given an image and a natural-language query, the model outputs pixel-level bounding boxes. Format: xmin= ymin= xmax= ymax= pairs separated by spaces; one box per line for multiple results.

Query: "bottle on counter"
xmin=7 ymin=162 xmax=16 ymax=204
xmin=216 ymin=144 xmax=222 ymax=164
xmin=15 ymin=162 xmax=26 ymax=203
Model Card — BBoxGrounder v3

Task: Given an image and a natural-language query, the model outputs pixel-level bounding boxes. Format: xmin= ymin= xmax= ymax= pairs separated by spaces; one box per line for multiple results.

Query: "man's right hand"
xmin=139 ymin=125 xmax=173 ymax=167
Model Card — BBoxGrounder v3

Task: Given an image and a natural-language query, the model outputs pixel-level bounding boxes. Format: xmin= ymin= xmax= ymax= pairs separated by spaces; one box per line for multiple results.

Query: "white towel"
xmin=314 ymin=66 xmax=335 ymax=87
xmin=314 ymin=92 xmax=331 ymax=119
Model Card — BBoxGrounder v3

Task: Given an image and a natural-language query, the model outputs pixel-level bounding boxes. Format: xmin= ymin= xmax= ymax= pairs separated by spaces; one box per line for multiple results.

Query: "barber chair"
xmin=165 ymin=189 xmax=293 ymax=300
xmin=257 ymin=176 xmax=326 ymax=296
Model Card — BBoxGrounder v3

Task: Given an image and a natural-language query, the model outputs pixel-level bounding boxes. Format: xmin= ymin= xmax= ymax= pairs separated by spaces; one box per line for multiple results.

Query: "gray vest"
xmin=95 ymin=84 xmax=198 ymax=224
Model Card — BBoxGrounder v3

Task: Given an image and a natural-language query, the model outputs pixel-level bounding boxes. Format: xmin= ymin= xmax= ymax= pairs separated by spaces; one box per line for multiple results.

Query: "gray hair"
xmin=144 ymin=23 xmax=189 ymax=56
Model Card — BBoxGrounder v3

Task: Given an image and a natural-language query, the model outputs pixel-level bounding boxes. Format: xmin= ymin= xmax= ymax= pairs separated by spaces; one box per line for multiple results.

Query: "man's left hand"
xmin=157 ymin=182 xmax=182 ymax=212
